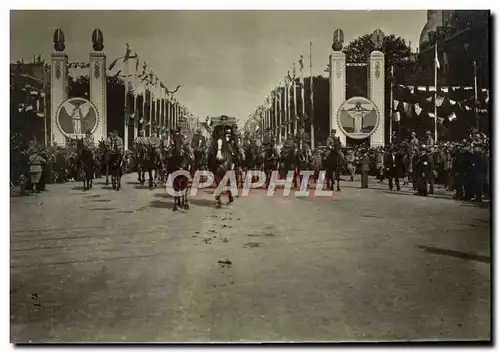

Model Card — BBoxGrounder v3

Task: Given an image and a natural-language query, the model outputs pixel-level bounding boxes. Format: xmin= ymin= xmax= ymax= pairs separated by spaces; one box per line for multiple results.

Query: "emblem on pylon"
xmin=337 ymin=97 xmax=380 ymax=140
xmin=375 ymin=62 xmax=381 ymax=79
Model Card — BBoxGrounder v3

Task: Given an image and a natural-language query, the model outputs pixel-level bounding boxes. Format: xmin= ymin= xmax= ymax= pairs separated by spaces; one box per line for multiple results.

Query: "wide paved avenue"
xmin=10 ymin=174 xmax=491 ymax=342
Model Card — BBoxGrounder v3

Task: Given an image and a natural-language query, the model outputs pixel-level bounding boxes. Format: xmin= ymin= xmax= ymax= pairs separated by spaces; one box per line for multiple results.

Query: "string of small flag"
xmin=391 ymin=84 xmax=490 ymax=124
xmin=107 ymin=43 xmax=198 ymax=130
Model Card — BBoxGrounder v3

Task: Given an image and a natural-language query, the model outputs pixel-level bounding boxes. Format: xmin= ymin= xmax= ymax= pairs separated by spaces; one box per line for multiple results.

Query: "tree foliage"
xmin=342 ymin=34 xmax=412 ymax=67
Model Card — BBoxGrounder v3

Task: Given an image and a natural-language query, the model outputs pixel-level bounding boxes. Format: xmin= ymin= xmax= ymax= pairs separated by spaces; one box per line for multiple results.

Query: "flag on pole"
xmin=392 ymin=111 xmax=401 ymax=122
xmin=299 ymin=55 xmax=304 ymax=86
xmin=414 ymin=103 xmax=422 ymax=116
xmin=435 ymin=43 xmax=440 ymax=70
xmin=448 ymin=112 xmax=457 ymax=121
xmin=393 ymin=100 xmax=400 ymax=110
xmin=435 ymin=95 xmax=445 ymax=107
xmin=403 ymin=102 xmax=412 ymax=117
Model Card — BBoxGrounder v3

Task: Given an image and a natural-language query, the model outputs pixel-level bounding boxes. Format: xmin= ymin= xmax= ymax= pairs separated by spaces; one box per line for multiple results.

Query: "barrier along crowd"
xmin=11 ymin=124 xmax=490 ymax=205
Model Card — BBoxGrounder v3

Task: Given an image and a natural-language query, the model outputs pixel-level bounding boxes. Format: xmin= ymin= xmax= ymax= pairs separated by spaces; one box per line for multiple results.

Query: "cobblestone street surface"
xmin=10 ymin=173 xmax=491 ymax=342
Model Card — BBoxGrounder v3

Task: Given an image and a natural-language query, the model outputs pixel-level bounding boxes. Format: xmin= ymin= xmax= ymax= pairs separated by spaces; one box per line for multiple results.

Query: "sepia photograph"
xmin=8 ymin=8 xmax=491 ymax=343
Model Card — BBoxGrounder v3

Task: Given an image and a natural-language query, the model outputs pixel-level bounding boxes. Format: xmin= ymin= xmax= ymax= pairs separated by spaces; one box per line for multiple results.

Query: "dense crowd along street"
xmin=12 ymin=125 xmax=490 ymax=204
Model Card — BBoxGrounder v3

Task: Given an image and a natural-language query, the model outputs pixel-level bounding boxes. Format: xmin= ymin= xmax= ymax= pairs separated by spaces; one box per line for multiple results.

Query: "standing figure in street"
xmin=467 ymin=143 xmax=487 ymax=202
xmin=384 ymin=146 xmax=405 ymax=191
xmin=376 ymin=147 xmax=385 ymax=183
xmin=28 ymin=144 xmax=46 ymax=194
xmin=345 ymin=149 xmax=356 ymax=182
xmin=427 ymin=146 xmax=437 ymax=194
xmin=452 ymin=143 xmax=468 ymax=200
xmin=359 ymin=149 xmax=370 ymax=189
xmin=413 ymin=146 xmax=433 ymax=196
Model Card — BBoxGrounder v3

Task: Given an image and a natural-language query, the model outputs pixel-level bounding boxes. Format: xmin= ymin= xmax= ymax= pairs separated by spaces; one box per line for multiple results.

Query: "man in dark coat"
xmin=452 ymin=144 xmax=468 ymax=200
xmin=468 ymin=144 xmax=487 ymax=202
xmin=384 ymin=146 xmax=405 ymax=191
xmin=359 ymin=149 xmax=370 ymax=189
xmin=413 ymin=146 xmax=435 ymax=196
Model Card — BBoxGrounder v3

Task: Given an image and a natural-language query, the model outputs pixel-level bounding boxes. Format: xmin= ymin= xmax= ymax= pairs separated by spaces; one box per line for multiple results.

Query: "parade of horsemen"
xmin=12 ymin=112 xmax=490 ymax=208
xmin=14 ymin=114 xmax=359 ymax=210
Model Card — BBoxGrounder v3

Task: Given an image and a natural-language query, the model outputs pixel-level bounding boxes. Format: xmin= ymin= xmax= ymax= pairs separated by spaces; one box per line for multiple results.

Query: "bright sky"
xmin=10 ymin=10 xmax=426 ymax=123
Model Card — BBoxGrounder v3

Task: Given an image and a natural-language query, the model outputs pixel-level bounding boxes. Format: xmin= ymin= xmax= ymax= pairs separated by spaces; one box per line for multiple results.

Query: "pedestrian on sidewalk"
xmin=360 ymin=149 xmax=370 ymax=189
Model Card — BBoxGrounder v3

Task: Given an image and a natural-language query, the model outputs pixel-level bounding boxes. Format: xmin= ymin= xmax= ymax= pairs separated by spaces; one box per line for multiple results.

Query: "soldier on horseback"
xmin=135 ymin=129 xmax=147 ymax=146
xmin=296 ymin=126 xmax=312 ymax=170
xmin=191 ymin=128 xmax=207 ymax=152
xmin=326 ymin=129 xmax=341 ymax=150
xmin=191 ymin=128 xmax=207 ymax=171
xmin=324 ymin=129 xmax=342 ymax=191
xmin=83 ymin=130 xmax=95 ymax=150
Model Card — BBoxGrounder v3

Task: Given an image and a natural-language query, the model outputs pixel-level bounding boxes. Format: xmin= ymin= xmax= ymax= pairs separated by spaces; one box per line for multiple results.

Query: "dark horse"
xmin=136 ymin=143 xmax=160 ymax=189
xmin=167 ymin=134 xmax=191 ymax=211
xmin=263 ymin=144 xmax=280 ymax=188
xmin=281 ymin=146 xmax=299 ymax=188
xmin=322 ymin=145 xmax=343 ymax=192
xmin=76 ymin=139 xmax=95 ymax=191
xmin=192 ymin=146 xmax=206 ymax=174
xmin=99 ymin=139 xmax=123 ymax=191
xmin=208 ymin=132 xmax=234 ymax=208
xmin=99 ymin=140 xmax=123 ymax=190
xmin=296 ymin=146 xmax=312 ymax=188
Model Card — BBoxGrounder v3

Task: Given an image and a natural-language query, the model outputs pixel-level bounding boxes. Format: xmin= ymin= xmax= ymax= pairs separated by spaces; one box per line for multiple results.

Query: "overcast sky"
xmin=11 ymin=10 xmax=426 ymax=122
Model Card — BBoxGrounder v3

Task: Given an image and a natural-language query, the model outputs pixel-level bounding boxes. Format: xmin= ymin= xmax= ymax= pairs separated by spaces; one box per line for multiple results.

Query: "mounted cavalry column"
xmin=89 ymin=29 xmax=107 ymax=142
xmin=368 ymin=29 xmax=386 ymax=148
xmin=51 ymin=29 xmax=69 ymax=146
xmin=329 ymin=29 xmax=346 ymax=146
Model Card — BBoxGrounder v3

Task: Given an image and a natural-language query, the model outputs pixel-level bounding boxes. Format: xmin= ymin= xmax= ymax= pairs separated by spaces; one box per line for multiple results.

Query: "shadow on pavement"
xmin=460 ymin=201 xmax=490 ymax=209
xmin=189 ymin=198 xmax=218 ymax=208
xmin=149 ymin=200 xmax=175 ymax=208
xmin=417 ymin=245 xmax=490 ymax=264
xmin=152 ymin=193 xmax=173 ymax=199
xmin=380 ymin=190 xmax=452 ymax=200
xmin=90 ymin=199 xmax=111 ymax=203
xmin=134 ymin=185 xmax=153 ymax=190
xmin=89 ymin=207 xmax=116 ymax=211
xmin=71 ymin=186 xmax=85 ymax=191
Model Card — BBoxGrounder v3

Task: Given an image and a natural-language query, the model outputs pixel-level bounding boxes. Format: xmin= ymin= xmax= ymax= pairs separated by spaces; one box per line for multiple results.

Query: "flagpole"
xmin=149 ymin=84 xmax=153 ymax=137
xmin=434 ymin=42 xmax=438 ymax=143
xmin=389 ymin=65 xmax=394 ymax=144
xmin=300 ymin=55 xmax=305 ymax=131
xmin=285 ymin=76 xmax=289 ymax=138
xmin=293 ymin=63 xmax=297 ymax=135
xmin=124 ymin=57 xmax=129 ymax=150
xmin=473 ymin=60 xmax=479 ymax=131
xmin=309 ymin=41 xmax=315 ymax=150
xmin=43 ymin=65 xmax=48 ymax=147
